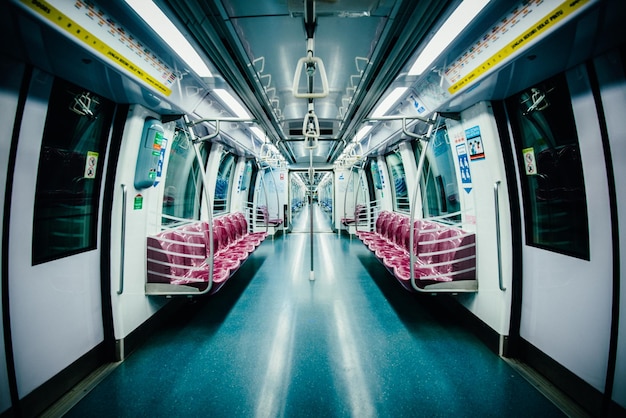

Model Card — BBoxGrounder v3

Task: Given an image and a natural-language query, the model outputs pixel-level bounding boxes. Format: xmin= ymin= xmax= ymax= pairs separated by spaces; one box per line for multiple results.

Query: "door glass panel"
xmin=162 ymin=129 xmax=207 ymax=224
xmin=385 ymin=152 xmax=409 ymax=213
xmin=506 ymin=73 xmax=590 ymax=259
xmin=414 ymin=126 xmax=461 ymax=220
xmin=32 ymin=79 xmax=114 ymax=264
xmin=214 ymin=150 xmax=236 ymax=214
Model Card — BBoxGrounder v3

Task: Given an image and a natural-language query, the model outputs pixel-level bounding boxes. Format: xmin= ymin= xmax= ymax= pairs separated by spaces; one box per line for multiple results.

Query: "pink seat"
xmin=433 ymin=229 xmax=476 ymax=280
xmin=146 ymin=214 xmax=266 ymax=295
xmin=357 ymin=211 xmax=389 ymax=242
xmin=182 ymin=225 xmax=207 ymax=267
xmin=165 ymin=231 xmax=192 ymax=278
xmin=215 ymin=225 xmax=248 ymax=262
xmin=146 ymin=236 xmax=172 ymax=283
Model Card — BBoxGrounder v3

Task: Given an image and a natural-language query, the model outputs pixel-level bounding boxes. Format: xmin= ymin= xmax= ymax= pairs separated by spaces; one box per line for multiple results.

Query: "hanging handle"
xmin=293 ymin=56 xmax=329 ymax=99
xmin=303 ymin=109 xmax=320 ymax=148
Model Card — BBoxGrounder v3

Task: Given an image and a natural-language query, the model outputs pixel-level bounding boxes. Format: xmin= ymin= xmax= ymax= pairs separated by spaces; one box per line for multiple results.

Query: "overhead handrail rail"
xmin=186 ymin=117 xmax=255 ymax=143
xmin=406 ymin=113 xmax=440 ymax=292
xmin=364 ymin=115 xmax=433 ymax=140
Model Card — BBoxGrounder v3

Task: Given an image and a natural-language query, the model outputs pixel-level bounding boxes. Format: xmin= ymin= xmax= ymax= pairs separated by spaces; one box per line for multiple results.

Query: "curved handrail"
xmin=184 ymin=115 xmax=214 ymax=295
xmin=409 ymin=113 xmax=439 ymax=292
xmin=342 ymin=168 xmax=357 ymax=229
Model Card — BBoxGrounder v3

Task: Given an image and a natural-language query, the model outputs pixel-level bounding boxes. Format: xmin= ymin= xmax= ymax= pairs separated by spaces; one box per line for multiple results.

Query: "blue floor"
xmin=66 ymin=206 xmax=564 ymax=417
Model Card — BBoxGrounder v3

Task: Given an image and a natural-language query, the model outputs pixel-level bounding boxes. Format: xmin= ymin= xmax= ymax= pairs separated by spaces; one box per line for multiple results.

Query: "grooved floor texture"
xmin=65 ymin=205 xmax=564 ymax=417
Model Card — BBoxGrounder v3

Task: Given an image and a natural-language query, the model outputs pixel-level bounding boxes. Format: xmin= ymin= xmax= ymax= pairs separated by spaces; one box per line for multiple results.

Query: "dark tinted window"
xmin=33 ymin=79 xmax=114 ymax=264
xmin=507 ymin=73 xmax=589 ymax=259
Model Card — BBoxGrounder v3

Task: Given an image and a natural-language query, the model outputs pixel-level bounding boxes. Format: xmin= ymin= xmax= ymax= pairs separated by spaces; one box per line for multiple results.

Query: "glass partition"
xmin=162 ymin=129 xmax=208 ymax=225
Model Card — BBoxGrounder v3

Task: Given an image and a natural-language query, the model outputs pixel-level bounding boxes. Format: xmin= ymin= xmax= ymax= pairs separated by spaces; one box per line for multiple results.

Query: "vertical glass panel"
xmin=32 ymin=79 xmax=114 ymax=264
xmin=507 ymin=73 xmax=589 ymax=259
xmin=240 ymin=160 xmax=253 ymax=192
xmin=385 ymin=152 xmax=409 ymax=213
xmin=414 ymin=126 xmax=461 ymax=220
xmin=214 ymin=150 xmax=236 ymax=215
xmin=162 ymin=129 xmax=207 ymax=225
xmin=369 ymin=160 xmax=382 ymax=190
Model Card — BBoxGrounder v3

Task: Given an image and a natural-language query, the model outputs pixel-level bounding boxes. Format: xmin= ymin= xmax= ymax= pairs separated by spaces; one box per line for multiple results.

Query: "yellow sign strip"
xmin=19 ymin=0 xmax=172 ymax=96
xmin=448 ymin=0 xmax=591 ymax=95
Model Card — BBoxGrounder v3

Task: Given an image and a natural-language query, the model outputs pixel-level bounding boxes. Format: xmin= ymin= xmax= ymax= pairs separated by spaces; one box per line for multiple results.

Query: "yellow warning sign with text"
xmin=448 ymin=0 xmax=592 ymax=95
xmin=19 ymin=0 xmax=173 ymax=96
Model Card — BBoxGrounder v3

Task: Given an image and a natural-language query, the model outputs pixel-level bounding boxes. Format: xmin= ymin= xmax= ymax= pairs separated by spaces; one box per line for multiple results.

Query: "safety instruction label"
xmin=523 ymin=147 xmax=538 ymax=175
xmin=447 ymin=0 xmax=594 ymax=95
xmin=456 ymin=143 xmax=473 ymax=194
xmin=134 ymin=194 xmax=143 ymax=210
xmin=18 ymin=0 xmax=176 ymax=96
xmin=83 ymin=151 xmax=98 ymax=179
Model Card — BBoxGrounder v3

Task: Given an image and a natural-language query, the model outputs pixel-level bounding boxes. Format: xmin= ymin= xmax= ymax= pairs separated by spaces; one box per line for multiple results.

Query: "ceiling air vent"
xmin=288 ymin=120 xmax=334 ymax=137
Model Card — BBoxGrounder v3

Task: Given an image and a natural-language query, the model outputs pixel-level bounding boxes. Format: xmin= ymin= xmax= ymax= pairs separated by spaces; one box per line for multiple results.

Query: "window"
xmin=214 ymin=150 xmax=236 ymax=214
xmin=32 ymin=79 xmax=114 ymax=264
xmin=414 ymin=126 xmax=460 ymax=220
xmin=507 ymin=73 xmax=589 ymax=259
xmin=369 ymin=159 xmax=382 ymax=190
xmin=385 ymin=152 xmax=409 ymax=213
xmin=162 ymin=129 xmax=208 ymax=224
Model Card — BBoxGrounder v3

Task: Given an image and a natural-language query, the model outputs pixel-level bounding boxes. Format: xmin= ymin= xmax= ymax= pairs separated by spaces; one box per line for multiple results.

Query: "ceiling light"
xmin=355 ymin=125 xmax=373 ymax=142
xmin=250 ymin=127 xmax=265 ymax=142
xmin=408 ymin=0 xmax=490 ymax=76
xmin=213 ymin=89 xmax=251 ymax=119
xmin=125 ymin=0 xmax=212 ymax=77
xmin=372 ymin=87 xmax=408 ymax=117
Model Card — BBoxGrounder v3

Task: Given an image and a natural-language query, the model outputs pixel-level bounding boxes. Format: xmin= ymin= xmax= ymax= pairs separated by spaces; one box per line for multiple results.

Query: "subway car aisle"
xmin=290 ymin=202 xmax=333 ymax=233
xmin=60 ymin=232 xmax=565 ymax=417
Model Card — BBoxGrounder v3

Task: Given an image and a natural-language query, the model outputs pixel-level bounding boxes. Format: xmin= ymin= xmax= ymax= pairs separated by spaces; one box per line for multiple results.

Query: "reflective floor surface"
xmin=63 ymin=205 xmax=565 ymax=417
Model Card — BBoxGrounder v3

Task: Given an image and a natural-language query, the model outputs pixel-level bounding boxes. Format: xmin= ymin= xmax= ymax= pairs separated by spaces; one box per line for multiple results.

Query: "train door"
xmin=6 ymin=71 xmax=115 ymax=414
xmin=0 ymin=56 xmax=25 ymax=416
xmin=593 ymin=48 xmax=626 ymax=412
xmin=507 ymin=67 xmax=614 ymax=411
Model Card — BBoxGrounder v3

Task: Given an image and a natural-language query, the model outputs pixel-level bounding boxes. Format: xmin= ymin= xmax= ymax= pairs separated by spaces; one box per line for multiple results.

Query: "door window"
xmin=32 ymin=79 xmax=114 ymax=264
xmin=506 ymin=74 xmax=590 ymax=259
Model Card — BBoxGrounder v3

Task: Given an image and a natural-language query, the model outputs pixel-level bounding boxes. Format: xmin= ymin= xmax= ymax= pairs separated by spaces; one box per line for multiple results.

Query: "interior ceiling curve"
xmin=164 ymin=0 xmax=449 ymax=166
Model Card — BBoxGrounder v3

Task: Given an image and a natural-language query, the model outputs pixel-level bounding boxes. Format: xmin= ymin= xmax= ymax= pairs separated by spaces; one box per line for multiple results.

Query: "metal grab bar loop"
xmin=303 ymin=110 xmax=320 ymax=148
xmin=292 ymin=56 xmax=330 ymax=99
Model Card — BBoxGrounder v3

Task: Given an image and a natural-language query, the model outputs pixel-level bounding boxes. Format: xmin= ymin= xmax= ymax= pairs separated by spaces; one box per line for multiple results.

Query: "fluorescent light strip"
xmin=213 ymin=89 xmax=251 ymax=119
xmin=409 ymin=0 xmax=490 ymax=76
xmin=125 ymin=0 xmax=212 ymax=77
xmin=372 ymin=87 xmax=408 ymax=117
xmin=250 ymin=127 xmax=265 ymax=142
xmin=355 ymin=125 xmax=373 ymax=142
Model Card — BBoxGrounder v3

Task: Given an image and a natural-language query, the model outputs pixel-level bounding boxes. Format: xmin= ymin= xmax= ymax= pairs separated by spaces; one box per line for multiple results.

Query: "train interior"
xmin=1 ymin=0 xmax=626 ymax=416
